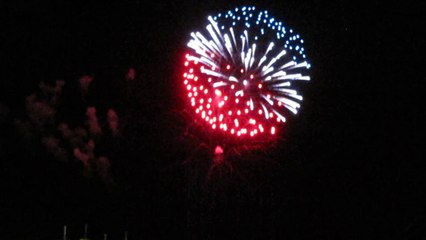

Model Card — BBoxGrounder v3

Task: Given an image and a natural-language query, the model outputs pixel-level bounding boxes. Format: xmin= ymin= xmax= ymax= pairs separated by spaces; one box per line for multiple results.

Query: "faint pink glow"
xmin=79 ymin=75 xmax=93 ymax=93
xmin=73 ymin=148 xmax=90 ymax=165
xmin=86 ymin=107 xmax=102 ymax=134
xmin=126 ymin=67 xmax=136 ymax=81
xmin=107 ymin=109 xmax=119 ymax=135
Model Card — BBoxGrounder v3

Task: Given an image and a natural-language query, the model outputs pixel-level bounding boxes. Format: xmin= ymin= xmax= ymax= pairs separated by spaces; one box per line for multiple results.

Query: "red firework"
xmin=182 ymin=6 xmax=310 ymax=140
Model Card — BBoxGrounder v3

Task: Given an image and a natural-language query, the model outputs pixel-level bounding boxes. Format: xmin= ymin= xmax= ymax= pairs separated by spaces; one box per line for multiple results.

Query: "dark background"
xmin=0 ymin=1 xmax=423 ymax=239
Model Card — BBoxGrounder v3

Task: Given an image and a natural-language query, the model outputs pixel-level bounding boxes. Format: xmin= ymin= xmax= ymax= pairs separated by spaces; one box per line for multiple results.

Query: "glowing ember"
xmin=214 ymin=145 xmax=224 ymax=155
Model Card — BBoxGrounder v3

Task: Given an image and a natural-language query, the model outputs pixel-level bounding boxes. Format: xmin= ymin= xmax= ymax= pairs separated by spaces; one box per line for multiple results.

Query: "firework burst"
xmin=183 ymin=6 xmax=311 ymax=139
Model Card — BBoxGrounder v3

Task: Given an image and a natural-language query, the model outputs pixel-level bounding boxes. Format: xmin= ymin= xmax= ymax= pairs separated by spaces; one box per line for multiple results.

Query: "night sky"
xmin=0 ymin=1 xmax=423 ymax=239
